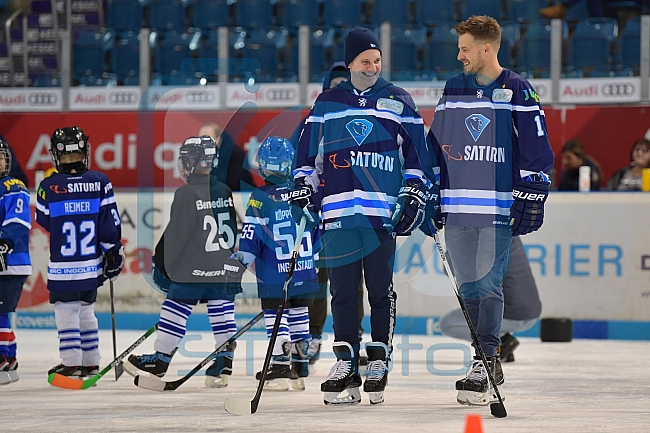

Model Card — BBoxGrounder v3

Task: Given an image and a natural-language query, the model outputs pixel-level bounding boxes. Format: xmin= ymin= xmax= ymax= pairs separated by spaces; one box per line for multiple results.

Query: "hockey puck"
xmin=540 ymin=318 xmax=573 ymax=342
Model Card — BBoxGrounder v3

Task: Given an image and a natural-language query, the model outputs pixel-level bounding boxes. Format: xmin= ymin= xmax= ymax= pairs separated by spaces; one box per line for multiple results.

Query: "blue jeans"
xmin=444 ymin=225 xmax=511 ymax=357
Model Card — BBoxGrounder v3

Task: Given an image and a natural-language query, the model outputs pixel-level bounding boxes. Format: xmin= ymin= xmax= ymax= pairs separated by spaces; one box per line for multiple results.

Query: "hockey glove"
xmin=510 ymin=177 xmax=550 ymax=236
xmin=390 ymin=178 xmax=426 ymax=235
xmin=223 ymin=255 xmax=246 ymax=296
xmin=419 ymin=183 xmax=442 ymax=237
xmin=0 ymin=239 xmax=13 ymax=272
xmin=289 ymin=177 xmax=319 ymax=231
xmin=151 ymin=257 xmax=171 ymax=295
xmin=103 ymin=247 xmax=125 ymax=281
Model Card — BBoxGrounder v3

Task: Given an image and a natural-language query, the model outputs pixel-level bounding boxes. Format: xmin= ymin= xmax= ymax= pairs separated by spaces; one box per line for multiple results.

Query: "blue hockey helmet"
xmin=50 ymin=126 xmax=90 ymax=174
xmin=0 ymin=137 xmax=12 ymax=178
xmin=177 ymin=135 xmax=218 ymax=183
xmin=257 ymin=136 xmax=295 ymax=181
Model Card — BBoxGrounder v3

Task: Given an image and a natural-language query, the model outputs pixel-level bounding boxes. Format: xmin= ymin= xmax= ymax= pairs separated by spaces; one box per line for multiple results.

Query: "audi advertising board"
xmin=226 ymin=83 xmax=301 ymax=108
xmin=141 ymin=85 xmax=220 ymax=110
xmin=70 ymin=87 xmax=141 ymax=111
xmin=0 ymin=88 xmax=63 ymax=112
xmin=559 ymin=77 xmax=640 ymax=104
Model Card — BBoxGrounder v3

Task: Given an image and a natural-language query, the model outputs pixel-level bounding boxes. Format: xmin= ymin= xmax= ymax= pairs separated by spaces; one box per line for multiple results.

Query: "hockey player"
xmin=36 ymin=126 xmax=124 ymax=378
xmin=230 ymin=136 xmax=320 ymax=391
xmin=421 ymin=16 xmax=554 ymax=406
xmin=0 ymin=138 xmax=31 ymax=385
xmin=125 ymin=136 xmax=242 ymax=388
xmin=289 ymin=27 xmax=432 ymax=405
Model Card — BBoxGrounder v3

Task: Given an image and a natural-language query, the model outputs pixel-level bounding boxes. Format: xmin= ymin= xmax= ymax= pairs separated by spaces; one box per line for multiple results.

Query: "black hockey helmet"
xmin=0 ymin=137 xmax=12 ymax=178
xmin=177 ymin=135 xmax=218 ymax=183
xmin=50 ymin=126 xmax=90 ymax=174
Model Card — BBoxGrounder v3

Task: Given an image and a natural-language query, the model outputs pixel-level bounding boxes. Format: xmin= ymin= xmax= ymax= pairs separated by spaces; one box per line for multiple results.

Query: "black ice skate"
xmin=205 ymin=342 xmax=236 ymax=388
xmin=48 ymin=364 xmax=82 ymax=378
xmin=456 ymin=356 xmax=504 ymax=406
xmin=363 ymin=342 xmax=389 ymax=404
xmin=124 ymin=351 xmax=173 ymax=378
xmin=289 ymin=339 xmax=310 ymax=391
xmin=80 ymin=366 xmax=99 ymax=378
xmin=255 ymin=355 xmax=291 ymax=391
xmin=499 ymin=333 xmax=519 ymax=363
xmin=321 ymin=341 xmax=362 ymax=405
xmin=0 ymin=355 xmax=19 ymax=385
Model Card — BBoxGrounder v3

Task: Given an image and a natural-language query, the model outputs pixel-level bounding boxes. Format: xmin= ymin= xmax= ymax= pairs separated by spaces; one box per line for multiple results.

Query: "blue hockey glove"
xmin=151 ymin=257 xmax=171 ymax=295
xmin=510 ymin=177 xmax=550 ymax=236
xmin=289 ymin=177 xmax=319 ymax=231
xmin=103 ymin=247 xmax=124 ymax=281
xmin=391 ymin=178 xmax=426 ymax=235
xmin=419 ymin=183 xmax=442 ymax=237
xmin=223 ymin=255 xmax=246 ymax=296
xmin=0 ymin=239 xmax=13 ymax=272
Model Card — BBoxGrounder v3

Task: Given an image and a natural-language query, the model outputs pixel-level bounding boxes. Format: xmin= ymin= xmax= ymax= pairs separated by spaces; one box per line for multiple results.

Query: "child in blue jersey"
xmin=289 ymin=27 xmax=434 ymax=405
xmin=35 ymin=126 xmax=124 ymax=378
xmin=234 ymin=136 xmax=321 ymax=391
xmin=422 ymin=16 xmax=555 ymax=407
xmin=0 ymin=138 xmax=31 ymax=385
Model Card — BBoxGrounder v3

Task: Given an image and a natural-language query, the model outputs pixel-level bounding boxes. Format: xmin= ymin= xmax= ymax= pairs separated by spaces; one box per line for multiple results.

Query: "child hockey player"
xmin=36 ymin=126 xmax=124 ymax=378
xmin=125 ymin=136 xmax=243 ymax=388
xmin=232 ymin=136 xmax=320 ymax=391
xmin=0 ymin=138 xmax=31 ymax=385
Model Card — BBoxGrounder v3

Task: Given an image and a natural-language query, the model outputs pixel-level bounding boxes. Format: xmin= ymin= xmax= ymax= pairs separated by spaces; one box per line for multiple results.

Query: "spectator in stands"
xmin=198 ymin=122 xmax=254 ymax=191
xmin=540 ymin=0 xmax=646 ymax=29
xmin=0 ymin=134 xmax=28 ymax=188
xmin=558 ymin=139 xmax=603 ymax=190
xmin=606 ymin=137 xmax=650 ymax=190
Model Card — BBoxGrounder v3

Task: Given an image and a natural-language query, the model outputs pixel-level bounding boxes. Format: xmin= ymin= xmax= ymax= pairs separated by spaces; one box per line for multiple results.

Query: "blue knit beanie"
xmin=344 ymin=27 xmax=381 ymax=67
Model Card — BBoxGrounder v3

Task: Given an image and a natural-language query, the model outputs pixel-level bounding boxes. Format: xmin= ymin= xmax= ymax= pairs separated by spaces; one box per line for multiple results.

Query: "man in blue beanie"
xmin=289 ymin=26 xmax=438 ymax=406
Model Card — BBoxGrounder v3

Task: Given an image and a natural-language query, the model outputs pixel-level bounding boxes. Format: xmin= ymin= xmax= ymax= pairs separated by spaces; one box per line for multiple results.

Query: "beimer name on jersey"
xmin=195 ymin=197 xmax=233 ymax=210
xmin=64 ymin=201 xmax=92 ymax=213
xmin=278 ymin=259 xmax=314 ymax=273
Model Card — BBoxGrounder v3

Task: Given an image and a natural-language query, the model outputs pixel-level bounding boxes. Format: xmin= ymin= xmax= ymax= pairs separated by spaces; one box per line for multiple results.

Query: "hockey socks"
xmin=321 ymin=341 xmax=362 ymax=405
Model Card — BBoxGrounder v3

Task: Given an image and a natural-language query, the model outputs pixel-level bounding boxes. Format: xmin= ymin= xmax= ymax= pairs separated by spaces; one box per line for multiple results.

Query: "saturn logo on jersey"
xmin=346 ymin=119 xmax=373 ymax=145
xmin=465 ymin=114 xmax=491 ymax=142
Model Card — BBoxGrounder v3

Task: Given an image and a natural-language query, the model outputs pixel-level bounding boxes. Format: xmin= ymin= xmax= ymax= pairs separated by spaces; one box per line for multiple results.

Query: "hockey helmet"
xmin=50 ymin=126 xmax=90 ymax=174
xmin=0 ymin=137 xmax=12 ymax=178
xmin=177 ymin=135 xmax=218 ymax=183
xmin=257 ymin=136 xmax=295 ymax=181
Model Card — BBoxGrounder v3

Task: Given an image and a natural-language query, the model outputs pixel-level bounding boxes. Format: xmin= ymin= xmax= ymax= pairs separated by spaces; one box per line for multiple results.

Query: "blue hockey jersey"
xmin=428 ymin=69 xmax=555 ymax=227
xmin=0 ymin=176 xmax=31 ymax=276
xmin=35 ymin=170 xmax=122 ymax=292
xmin=239 ymin=183 xmax=321 ymax=299
xmin=294 ymin=77 xmax=433 ymax=232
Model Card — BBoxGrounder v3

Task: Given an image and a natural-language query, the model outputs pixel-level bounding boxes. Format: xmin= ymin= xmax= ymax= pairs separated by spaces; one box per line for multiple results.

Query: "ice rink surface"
xmin=5 ymin=329 xmax=650 ymax=433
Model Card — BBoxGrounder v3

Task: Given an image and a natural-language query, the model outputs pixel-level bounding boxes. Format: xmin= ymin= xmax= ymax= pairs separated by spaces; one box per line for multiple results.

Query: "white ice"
xmin=5 ymin=329 xmax=650 ymax=432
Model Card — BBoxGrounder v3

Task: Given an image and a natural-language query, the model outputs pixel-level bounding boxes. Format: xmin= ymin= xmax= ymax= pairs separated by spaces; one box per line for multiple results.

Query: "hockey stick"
xmin=134 ymin=311 xmax=264 ymax=391
xmin=431 ymin=226 xmax=507 ymax=418
xmin=225 ymin=216 xmax=307 ymax=416
xmin=48 ymin=323 xmax=158 ymax=390
xmin=108 ymin=278 xmax=123 ymax=380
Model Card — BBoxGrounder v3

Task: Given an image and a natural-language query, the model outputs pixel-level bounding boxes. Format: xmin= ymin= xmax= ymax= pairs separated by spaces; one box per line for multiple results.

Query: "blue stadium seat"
xmin=242 ymin=28 xmax=288 ymax=81
xmin=324 ymin=0 xmax=361 ymax=27
xmin=570 ymin=18 xmax=618 ymax=69
xmin=112 ymin=31 xmax=140 ymax=83
xmin=415 ymin=0 xmax=456 ymax=26
xmin=33 ymin=73 xmax=61 ymax=87
xmin=520 ymin=20 xmax=568 ymax=71
xmin=372 ymin=0 xmax=411 ymax=26
xmin=427 ymin=24 xmax=461 ymax=73
xmin=289 ymin=28 xmax=335 ymax=81
xmin=107 ymin=0 xmax=144 ymax=32
xmin=193 ymin=0 xmax=230 ymax=31
xmin=498 ymin=23 xmax=520 ymax=68
xmin=565 ymin=0 xmax=590 ymax=21
xmin=235 ymin=0 xmax=274 ymax=30
xmin=619 ymin=16 xmax=641 ymax=70
xmin=506 ymin=0 xmax=547 ymax=23
xmin=149 ymin=0 xmax=187 ymax=32
xmin=154 ymin=31 xmax=197 ymax=76
xmin=282 ymin=0 xmax=320 ymax=29
xmin=73 ymin=30 xmax=114 ymax=79
xmin=462 ymin=0 xmax=503 ymax=20
xmin=197 ymin=29 xmax=247 ymax=79
xmin=589 ymin=65 xmax=633 ymax=77
xmin=387 ymin=26 xmax=426 ymax=73
xmin=78 ymin=73 xmax=118 ymax=86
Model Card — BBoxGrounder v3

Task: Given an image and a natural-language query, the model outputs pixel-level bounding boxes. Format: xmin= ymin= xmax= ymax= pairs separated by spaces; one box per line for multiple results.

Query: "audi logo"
xmin=109 ymin=91 xmax=138 ymax=104
xmin=186 ymin=91 xmax=214 ymax=103
xmin=28 ymin=92 xmax=57 ymax=106
xmin=533 ymin=84 xmax=548 ymax=98
xmin=266 ymin=88 xmax=296 ymax=101
xmin=602 ymin=83 xmax=635 ymax=96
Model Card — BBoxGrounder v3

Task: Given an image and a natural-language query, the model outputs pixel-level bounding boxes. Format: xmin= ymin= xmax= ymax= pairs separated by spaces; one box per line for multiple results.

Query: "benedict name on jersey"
xmin=195 ymin=197 xmax=234 ymax=211
xmin=349 ymin=151 xmax=394 ymax=172
xmin=277 ymin=259 xmax=314 ymax=273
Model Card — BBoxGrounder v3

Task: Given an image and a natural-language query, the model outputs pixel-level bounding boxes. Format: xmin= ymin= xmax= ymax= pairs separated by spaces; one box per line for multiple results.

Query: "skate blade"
xmin=205 ymin=374 xmax=229 ymax=388
xmin=134 ymin=374 xmax=166 ymax=392
xmin=324 ymin=388 xmax=361 ymax=405
xmin=263 ymin=378 xmax=289 ymax=391
xmin=115 ymin=362 xmax=125 ymax=380
xmin=368 ymin=391 xmax=384 ymax=405
xmin=0 ymin=372 xmax=11 ymax=385
xmin=224 ymin=397 xmax=252 ymax=416
xmin=291 ymin=378 xmax=305 ymax=391
xmin=466 ymin=388 xmax=505 ymax=406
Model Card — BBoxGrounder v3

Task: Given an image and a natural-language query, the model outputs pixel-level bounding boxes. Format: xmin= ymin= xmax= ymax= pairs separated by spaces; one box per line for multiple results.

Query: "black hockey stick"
xmin=225 ymin=216 xmax=307 ymax=416
xmin=431 ymin=226 xmax=507 ymax=418
xmin=48 ymin=323 xmax=158 ymax=390
xmin=134 ymin=311 xmax=264 ymax=391
xmin=108 ymin=278 xmax=123 ymax=380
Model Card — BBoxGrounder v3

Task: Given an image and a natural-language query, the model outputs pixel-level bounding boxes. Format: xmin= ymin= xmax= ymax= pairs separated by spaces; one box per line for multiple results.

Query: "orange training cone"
xmin=464 ymin=414 xmax=484 ymax=433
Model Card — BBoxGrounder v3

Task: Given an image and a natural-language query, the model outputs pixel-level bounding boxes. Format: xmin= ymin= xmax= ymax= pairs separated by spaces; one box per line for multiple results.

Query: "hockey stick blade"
xmin=134 ymin=311 xmax=264 ymax=392
xmin=48 ymin=323 xmax=158 ymax=390
xmin=224 ymin=217 xmax=307 ymax=416
xmin=115 ymin=361 xmax=125 ymax=380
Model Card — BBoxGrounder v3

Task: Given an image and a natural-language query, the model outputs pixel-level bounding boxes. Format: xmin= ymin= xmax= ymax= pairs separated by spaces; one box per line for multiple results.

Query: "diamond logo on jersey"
xmin=465 ymin=114 xmax=490 ymax=142
xmin=346 ymin=119 xmax=373 ymax=145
